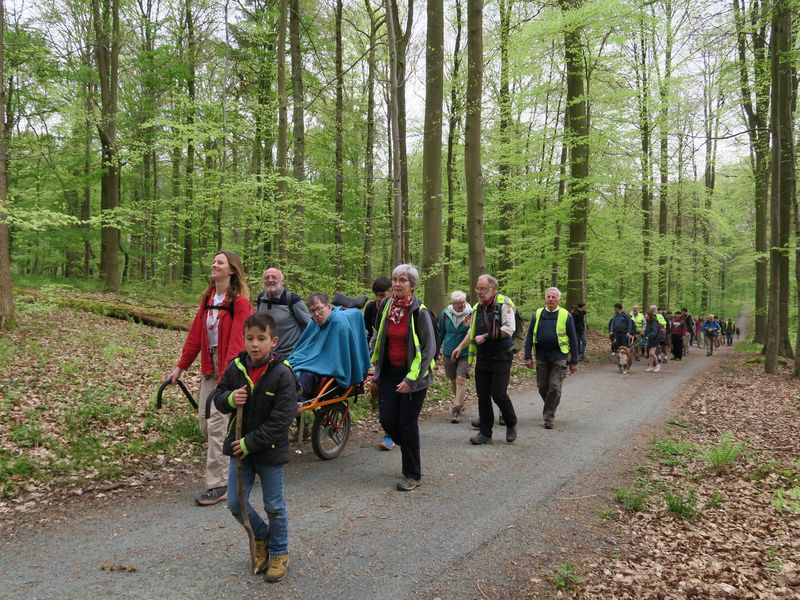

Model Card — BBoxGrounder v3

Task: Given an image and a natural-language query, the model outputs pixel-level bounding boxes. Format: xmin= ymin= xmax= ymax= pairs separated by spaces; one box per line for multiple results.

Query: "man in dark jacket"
xmin=451 ymin=274 xmax=518 ymax=445
xmin=608 ymin=303 xmax=633 ymax=356
xmin=524 ymin=287 xmax=579 ymax=429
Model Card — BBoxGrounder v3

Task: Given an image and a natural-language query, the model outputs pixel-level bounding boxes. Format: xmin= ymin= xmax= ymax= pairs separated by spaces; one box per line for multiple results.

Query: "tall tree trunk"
xmin=386 ymin=0 xmax=405 ymax=264
xmin=334 ymin=0 xmax=344 ymax=280
xmin=496 ymin=0 xmax=513 ymax=278
xmin=560 ymin=0 xmax=589 ymax=308
xmin=422 ymin=0 xmax=445 ymax=312
xmin=465 ymin=0 xmax=486 ymax=293
xmin=0 ymin=0 xmax=13 ymax=330
xmin=91 ymin=0 xmax=121 ymax=292
xmin=389 ymin=0 xmax=413 ymax=261
xmin=444 ymin=0 xmax=463 ymax=291
xmin=657 ymin=0 xmax=673 ymax=307
xmin=636 ymin=16 xmax=653 ymax=309
xmin=733 ymin=0 xmax=770 ymax=344
xmin=182 ymin=0 xmax=195 ymax=285
xmin=362 ymin=0 xmax=379 ymax=285
xmin=276 ymin=0 xmax=289 ymax=266
xmin=290 ymin=0 xmax=305 ymax=273
xmin=766 ymin=0 xmax=793 ymax=372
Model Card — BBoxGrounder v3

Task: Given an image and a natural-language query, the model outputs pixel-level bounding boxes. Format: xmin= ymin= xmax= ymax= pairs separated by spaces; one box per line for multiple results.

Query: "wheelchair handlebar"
xmin=155 ymin=379 xmax=198 ymax=411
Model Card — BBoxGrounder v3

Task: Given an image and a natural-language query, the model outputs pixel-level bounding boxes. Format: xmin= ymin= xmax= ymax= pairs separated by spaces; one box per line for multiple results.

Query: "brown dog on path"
xmin=617 ymin=346 xmax=633 ymax=374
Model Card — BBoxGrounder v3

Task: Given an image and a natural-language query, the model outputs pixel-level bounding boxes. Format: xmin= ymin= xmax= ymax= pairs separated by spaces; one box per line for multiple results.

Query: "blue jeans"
xmin=577 ymin=331 xmax=587 ymax=358
xmin=227 ymin=457 xmax=288 ymax=556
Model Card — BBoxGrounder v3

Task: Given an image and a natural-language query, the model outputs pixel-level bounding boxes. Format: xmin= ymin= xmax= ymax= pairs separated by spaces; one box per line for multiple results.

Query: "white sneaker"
xmin=654 ymin=365 xmax=661 ymax=372
xmin=644 ymin=367 xmax=654 ymax=372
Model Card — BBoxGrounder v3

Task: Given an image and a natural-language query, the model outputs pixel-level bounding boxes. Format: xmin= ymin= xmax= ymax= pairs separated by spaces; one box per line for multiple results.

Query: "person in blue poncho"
xmin=288 ymin=293 xmax=371 ymax=404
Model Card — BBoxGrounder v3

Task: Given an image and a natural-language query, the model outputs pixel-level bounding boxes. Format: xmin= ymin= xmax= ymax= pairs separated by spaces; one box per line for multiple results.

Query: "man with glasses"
xmin=289 ymin=292 xmax=371 ymax=404
xmin=452 ymin=274 xmax=518 ymax=445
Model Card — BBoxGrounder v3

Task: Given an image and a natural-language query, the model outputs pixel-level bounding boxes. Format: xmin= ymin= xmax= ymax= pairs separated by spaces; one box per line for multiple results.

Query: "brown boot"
xmin=253 ymin=537 xmax=268 ymax=574
xmin=264 ymin=554 xmax=288 ymax=583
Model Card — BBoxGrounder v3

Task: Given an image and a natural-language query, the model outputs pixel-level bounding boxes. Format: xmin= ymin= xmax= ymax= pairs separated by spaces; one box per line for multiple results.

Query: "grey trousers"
xmin=536 ymin=359 xmax=568 ymax=421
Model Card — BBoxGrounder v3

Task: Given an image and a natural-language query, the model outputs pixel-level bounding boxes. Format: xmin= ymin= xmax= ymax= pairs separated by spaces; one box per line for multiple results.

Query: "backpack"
xmin=417 ymin=304 xmax=442 ymax=361
xmin=255 ymin=291 xmax=302 ymax=320
xmin=496 ymin=295 xmax=525 ymax=354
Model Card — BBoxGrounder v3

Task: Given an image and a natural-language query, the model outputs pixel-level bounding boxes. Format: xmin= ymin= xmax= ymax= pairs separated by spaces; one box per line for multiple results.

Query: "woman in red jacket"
xmin=167 ymin=251 xmax=253 ymax=506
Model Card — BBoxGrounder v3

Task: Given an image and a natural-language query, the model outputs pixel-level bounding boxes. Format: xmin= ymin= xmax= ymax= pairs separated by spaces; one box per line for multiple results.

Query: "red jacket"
xmin=178 ymin=290 xmax=253 ymax=379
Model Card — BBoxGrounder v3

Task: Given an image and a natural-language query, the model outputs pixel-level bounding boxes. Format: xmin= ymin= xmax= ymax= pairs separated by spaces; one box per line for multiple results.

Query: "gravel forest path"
xmin=1 ymin=340 xmax=727 ymax=600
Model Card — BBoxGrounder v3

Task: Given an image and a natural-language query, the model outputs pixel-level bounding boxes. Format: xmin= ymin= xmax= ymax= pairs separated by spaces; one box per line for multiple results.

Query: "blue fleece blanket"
xmin=288 ymin=306 xmax=371 ymax=387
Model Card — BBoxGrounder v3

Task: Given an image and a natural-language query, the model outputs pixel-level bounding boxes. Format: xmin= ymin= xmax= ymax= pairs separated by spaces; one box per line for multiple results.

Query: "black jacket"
xmin=212 ymin=351 xmax=298 ymax=466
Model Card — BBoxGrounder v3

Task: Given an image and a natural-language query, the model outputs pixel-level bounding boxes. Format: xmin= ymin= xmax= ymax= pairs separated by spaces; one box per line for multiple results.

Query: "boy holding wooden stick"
xmin=212 ymin=313 xmax=296 ymax=583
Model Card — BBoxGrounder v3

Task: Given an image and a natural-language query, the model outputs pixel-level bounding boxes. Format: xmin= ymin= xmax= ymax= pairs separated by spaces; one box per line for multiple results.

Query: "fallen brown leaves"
xmin=0 ymin=299 xmax=205 ymax=519
xmin=577 ymin=353 xmax=800 ymax=599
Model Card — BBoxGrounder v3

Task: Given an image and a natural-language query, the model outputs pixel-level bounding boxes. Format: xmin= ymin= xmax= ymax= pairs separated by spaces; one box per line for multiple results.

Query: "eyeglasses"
xmin=310 ymin=305 xmax=329 ymax=315
xmin=475 ymin=287 xmax=491 ymax=293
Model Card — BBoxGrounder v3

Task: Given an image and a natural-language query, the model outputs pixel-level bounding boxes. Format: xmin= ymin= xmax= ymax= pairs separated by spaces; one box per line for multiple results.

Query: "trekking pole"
xmin=235 ymin=406 xmax=258 ymax=575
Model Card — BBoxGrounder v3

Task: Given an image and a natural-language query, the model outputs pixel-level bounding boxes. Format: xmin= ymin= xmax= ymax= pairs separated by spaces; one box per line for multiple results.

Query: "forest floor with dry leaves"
xmin=566 ymin=347 xmax=800 ymax=599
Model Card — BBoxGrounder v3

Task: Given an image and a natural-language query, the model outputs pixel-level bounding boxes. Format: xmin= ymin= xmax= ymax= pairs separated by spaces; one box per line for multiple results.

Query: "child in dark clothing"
xmin=212 ymin=313 xmax=297 ymax=583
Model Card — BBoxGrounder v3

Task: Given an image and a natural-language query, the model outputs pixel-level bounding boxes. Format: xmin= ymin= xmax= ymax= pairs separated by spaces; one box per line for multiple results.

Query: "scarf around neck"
xmin=387 ymin=295 xmax=414 ymax=324
xmin=446 ymin=303 xmax=473 ymax=329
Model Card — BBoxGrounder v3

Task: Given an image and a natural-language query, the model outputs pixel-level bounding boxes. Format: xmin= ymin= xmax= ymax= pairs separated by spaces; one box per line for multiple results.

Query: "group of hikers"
xmin=595 ymin=304 xmax=737 ymax=372
xmin=165 ymin=250 xmax=582 ymax=584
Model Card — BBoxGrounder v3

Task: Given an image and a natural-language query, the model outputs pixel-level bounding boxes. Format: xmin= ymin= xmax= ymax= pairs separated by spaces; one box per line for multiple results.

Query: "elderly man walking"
xmin=452 ymin=274 xmax=518 ymax=444
xmin=255 ymin=267 xmax=311 ymax=357
xmin=524 ymin=287 xmax=579 ymax=429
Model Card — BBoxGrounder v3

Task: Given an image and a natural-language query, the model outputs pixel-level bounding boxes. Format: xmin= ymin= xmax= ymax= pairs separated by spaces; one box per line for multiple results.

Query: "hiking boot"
xmin=470 ymin=433 xmax=492 ymax=445
xmin=264 ymin=554 xmax=288 ymax=583
xmin=195 ymin=486 xmax=227 ymax=506
xmin=396 ymin=477 xmax=421 ymax=491
xmin=379 ymin=435 xmax=395 ymax=451
xmin=543 ymin=419 xmax=554 ymax=430
xmin=498 ymin=415 xmax=506 ymax=427
xmin=253 ymin=537 xmax=268 ymax=574
xmin=506 ymin=425 xmax=517 ymax=443
xmin=471 ymin=417 xmax=481 ymax=429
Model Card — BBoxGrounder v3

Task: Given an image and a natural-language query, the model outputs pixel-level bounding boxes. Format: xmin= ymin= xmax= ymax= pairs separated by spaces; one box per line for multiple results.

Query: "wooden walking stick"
xmin=235 ymin=405 xmax=258 ymax=574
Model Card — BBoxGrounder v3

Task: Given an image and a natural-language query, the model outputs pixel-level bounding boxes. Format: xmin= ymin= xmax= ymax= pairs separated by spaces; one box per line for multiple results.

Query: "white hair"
xmin=392 ymin=264 xmax=420 ymax=288
xmin=477 ymin=274 xmax=498 ymax=289
xmin=451 ymin=290 xmax=467 ymax=303
xmin=545 ymin=287 xmax=562 ymax=299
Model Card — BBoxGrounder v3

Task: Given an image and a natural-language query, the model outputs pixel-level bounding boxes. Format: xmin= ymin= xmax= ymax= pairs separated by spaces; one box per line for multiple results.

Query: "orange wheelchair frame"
xmin=296 ymin=377 xmax=365 ymax=460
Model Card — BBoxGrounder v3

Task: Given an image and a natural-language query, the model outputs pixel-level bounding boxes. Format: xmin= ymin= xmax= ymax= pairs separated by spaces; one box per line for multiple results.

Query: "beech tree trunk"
xmin=560 ymin=0 xmax=589 ymax=308
xmin=91 ymin=0 xmax=121 ymax=291
xmin=733 ymin=0 xmax=770 ymax=345
xmin=422 ymin=0 xmax=445 ymax=313
xmin=444 ymin=0 xmax=463 ymax=292
xmin=465 ymin=0 xmax=486 ymax=293
xmin=765 ymin=0 xmax=793 ymax=373
xmin=334 ymin=0 xmax=344 ymax=279
xmin=0 ymin=0 xmax=14 ymax=329
xmin=362 ymin=0 xmax=379 ymax=286
xmin=636 ymin=17 xmax=653 ymax=309
xmin=277 ymin=0 xmax=289 ymax=263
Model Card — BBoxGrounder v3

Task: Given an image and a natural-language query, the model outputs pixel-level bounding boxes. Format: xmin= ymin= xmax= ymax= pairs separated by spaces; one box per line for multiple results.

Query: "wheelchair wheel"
xmin=311 ymin=402 xmax=351 ymax=460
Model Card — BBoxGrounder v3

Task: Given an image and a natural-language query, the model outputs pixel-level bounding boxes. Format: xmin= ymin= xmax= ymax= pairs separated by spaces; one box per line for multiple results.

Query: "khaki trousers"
xmin=198 ymin=348 xmax=229 ymax=490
